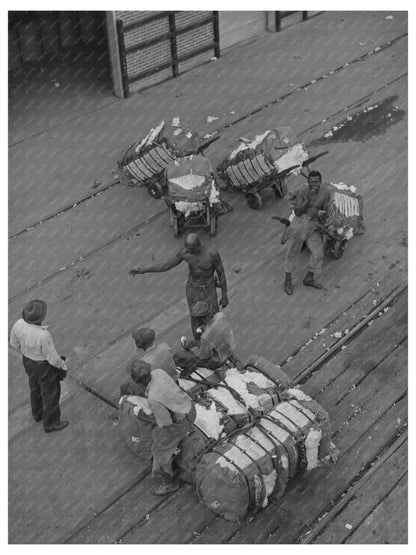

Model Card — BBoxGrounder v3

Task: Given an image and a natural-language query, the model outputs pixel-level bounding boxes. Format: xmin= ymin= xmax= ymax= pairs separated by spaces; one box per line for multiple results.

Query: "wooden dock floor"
xmin=67 ymin=284 xmax=407 ymax=544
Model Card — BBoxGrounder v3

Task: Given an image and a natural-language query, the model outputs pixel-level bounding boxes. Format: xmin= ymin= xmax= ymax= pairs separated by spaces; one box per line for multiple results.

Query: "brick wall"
xmin=115 ymin=10 xmax=216 ymax=94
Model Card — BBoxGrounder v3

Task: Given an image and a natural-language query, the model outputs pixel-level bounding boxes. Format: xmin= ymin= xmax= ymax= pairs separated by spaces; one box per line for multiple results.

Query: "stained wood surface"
xmin=65 ymin=287 xmax=408 ymax=544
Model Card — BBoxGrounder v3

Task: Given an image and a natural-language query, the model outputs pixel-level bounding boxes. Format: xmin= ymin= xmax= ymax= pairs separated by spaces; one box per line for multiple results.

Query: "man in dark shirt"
xmin=129 ymin=233 xmax=228 ymax=338
xmin=283 ymin=170 xmax=330 ymax=295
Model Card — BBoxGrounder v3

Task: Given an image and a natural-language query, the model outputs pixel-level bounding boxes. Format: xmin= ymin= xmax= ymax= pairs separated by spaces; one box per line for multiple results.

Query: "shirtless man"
xmin=129 ymin=233 xmax=228 ymax=338
xmin=283 ymin=170 xmax=330 ymax=295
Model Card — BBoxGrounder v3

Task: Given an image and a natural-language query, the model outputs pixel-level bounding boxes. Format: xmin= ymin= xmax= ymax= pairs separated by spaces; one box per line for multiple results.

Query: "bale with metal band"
xmin=195 ymin=388 xmax=336 ymax=521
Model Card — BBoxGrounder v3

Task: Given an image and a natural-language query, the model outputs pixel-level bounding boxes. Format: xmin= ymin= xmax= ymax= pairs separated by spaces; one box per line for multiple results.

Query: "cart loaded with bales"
xmin=163 ymin=154 xmax=228 ymax=237
xmin=117 ymin=117 xmax=219 ymax=199
xmin=217 ymin=126 xmax=328 ymax=209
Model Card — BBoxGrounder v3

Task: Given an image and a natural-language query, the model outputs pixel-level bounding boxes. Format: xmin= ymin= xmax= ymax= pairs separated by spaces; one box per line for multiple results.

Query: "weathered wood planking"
xmin=281 ymin=275 xmax=405 ymax=379
xmin=119 ymin=484 xmax=214 ymax=544
xmin=304 ymin=292 xmax=407 ymax=399
xmin=66 ymin=287 xmax=407 ymax=545
xmin=345 ymin=474 xmax=408 ymax=544
xmin=189 ymin=389 xmax=407 ymax=544
xmin=322 ymin=340 xmax=407 ymax=432
xmin=188 ymin=298 xmax=408 ymax=543
xmin=67 ymin=473 xmax=170 ymax=543
xmin=263 ymin=400 xmax=407 ymax=544
xmin=310 ymin=436 xmax=407 ymax=543
xmin=213 ymin=307 xmax=407 ymax=543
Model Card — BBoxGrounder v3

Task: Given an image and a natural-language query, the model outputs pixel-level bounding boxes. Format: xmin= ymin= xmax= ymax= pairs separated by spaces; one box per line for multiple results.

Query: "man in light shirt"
xmin=131 ymin=360 xmax=196 ymax=495
xmin=174 ymin=301 xmax=242 ymax=375
xmin=9 ymin=300 xmax=69 ymax=433
xmin=120 ymin=327 xmax=179 ymax=397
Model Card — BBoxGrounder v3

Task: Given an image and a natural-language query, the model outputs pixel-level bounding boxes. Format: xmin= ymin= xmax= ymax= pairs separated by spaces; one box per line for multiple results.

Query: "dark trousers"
xmin=22 ymin=356 xmax=61 ymax=429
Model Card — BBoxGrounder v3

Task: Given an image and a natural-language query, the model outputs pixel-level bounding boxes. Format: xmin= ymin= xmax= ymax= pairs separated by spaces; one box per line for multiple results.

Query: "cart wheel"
xmin=246 ymin=192 xmax=263 ymax=210
xmin=332 ymin=240 xmax=346 ymax=259
xmin=209 ymin=216 xmax=218 ymax=237
xmin=147 ymin=182 xmax=163 ymax=199
xmin=169 ymin=206 xmax=175 ymax=228
xmin=172 ymin=217 xmax=180 ymax=237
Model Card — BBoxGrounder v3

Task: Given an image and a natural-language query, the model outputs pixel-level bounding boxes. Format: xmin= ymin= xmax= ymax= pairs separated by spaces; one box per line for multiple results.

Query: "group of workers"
xmin=9 ymin=165 xmax=330 ymax=494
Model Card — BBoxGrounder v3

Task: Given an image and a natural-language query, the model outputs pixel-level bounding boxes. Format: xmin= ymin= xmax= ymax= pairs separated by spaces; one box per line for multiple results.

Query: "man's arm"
xmin=41 ymin=332 xmax=67 ymax=370
xmin=9 ymin=327 xmax=21 ymax=353
xmin=211 ymin=249 xmax=228 ymax=308
xmin=148 ymin=399 xmax=173 ymax=427
xmin=129 ymin=252 xmax=183 ymax=276
xmin=190 ymin=338 xmax=213 ymax=361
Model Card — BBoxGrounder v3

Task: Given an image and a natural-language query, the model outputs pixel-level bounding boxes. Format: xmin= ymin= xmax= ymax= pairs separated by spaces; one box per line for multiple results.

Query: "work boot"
xmin=44 ymin=421 xmax=69 ymax=433
xmin=303 ymin=272 xmax=323 ymax=289
xmin=152 ymin=480 xmax=180 ymax=496
xmin=284 ymin=273 xmax=293 ymax=295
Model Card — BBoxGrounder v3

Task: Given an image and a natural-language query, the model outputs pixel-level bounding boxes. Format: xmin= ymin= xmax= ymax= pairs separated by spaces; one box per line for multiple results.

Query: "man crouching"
xmin=174 ymin=301 xmax=242 ymax=376
xmin=130 ymin=360 xmax=196 ymax=495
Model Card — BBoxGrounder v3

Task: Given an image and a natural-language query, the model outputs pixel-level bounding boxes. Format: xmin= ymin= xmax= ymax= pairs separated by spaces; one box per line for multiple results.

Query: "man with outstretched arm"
xmin=129 ymin=233 xmax=228 ymax=338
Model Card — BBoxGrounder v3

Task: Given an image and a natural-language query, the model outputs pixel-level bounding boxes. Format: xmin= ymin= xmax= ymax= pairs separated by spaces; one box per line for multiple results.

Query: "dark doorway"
xmin=9 ymin=11 xmax=113 ymax=141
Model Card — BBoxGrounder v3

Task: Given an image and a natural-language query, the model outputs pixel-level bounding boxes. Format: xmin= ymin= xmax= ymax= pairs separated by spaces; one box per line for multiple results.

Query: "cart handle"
xmin=274 ymin=164 xmax=300 ymax=179
xmin=196 ymin=135 xmax=221 ymax=154
xmin=302 ymin=150 xmax=329 ymax=167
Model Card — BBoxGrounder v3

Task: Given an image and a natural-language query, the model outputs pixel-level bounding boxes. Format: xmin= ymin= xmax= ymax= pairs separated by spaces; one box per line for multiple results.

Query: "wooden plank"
xmin=186 ymin=328 xmax=407 ymax=544
xmin=346 ymin=474 xmax=408 ymax=544
xmin=119 ymin=484 xmax=214 ymax=544
xmin=292 ymin=284 xmax=407 ymax=385
xmin=66 ymin=473 xmax=171 ymax=544
xmin=281 ymin=278 xmax=405 ymax=379
xmin=304 ymin=292 xmax=407 ymax=399
xmin=68 ymin=289 xmax=407 ymax=544
xmin=229 ymin=339 xmax=408 ymax=543
xmin=262 ymin=398 xmax=408 ymax=544
xmin=190 ymin=515 xmax=240 ymax=544
xmin=322 ymin=340 xmax=407 ymax=432
xmin=206 ymin=394 xmax=407 ymax=544
xmin=306 ymin=434 xmax=408 ymax=543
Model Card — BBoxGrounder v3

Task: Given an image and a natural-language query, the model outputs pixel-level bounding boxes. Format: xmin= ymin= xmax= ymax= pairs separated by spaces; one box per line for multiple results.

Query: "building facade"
xmin=9 ymin=11 xmax=311 ymax=98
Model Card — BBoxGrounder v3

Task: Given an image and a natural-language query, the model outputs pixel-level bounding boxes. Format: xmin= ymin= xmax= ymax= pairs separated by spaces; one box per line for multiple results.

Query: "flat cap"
xmin=132 ymin=327 xmax=155 ymax=348
xmin=129 ymin=359 xmax=152 ymax=383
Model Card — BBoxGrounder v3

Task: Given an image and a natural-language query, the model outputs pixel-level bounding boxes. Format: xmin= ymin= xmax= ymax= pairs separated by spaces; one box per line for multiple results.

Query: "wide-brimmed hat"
xmin=190 ymin=301 xmax=211 ymax=317
xmin=132 ymin=327 xmax=155 ymax=348
xmin=22 ymin=300 xmax=47 ymax=324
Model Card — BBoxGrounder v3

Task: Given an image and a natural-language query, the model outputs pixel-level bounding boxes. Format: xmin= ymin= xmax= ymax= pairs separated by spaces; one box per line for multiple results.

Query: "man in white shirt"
xmin=9 ymin=300 xmax=69 ymax=433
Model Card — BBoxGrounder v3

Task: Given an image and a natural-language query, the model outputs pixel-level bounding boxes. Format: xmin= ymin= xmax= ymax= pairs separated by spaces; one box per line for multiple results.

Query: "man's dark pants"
xmin=22 ymin=356 xmax=61 ymax=429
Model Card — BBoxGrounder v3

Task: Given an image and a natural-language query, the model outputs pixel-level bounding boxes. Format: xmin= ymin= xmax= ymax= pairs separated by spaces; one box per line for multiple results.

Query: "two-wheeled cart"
xmin=164 ymin=154 xmax=227 ymax=237
xmin=217 ymin=126 xmax=328 ymax=209
xmin=117 ymin=117 xmax=219 ymax=199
